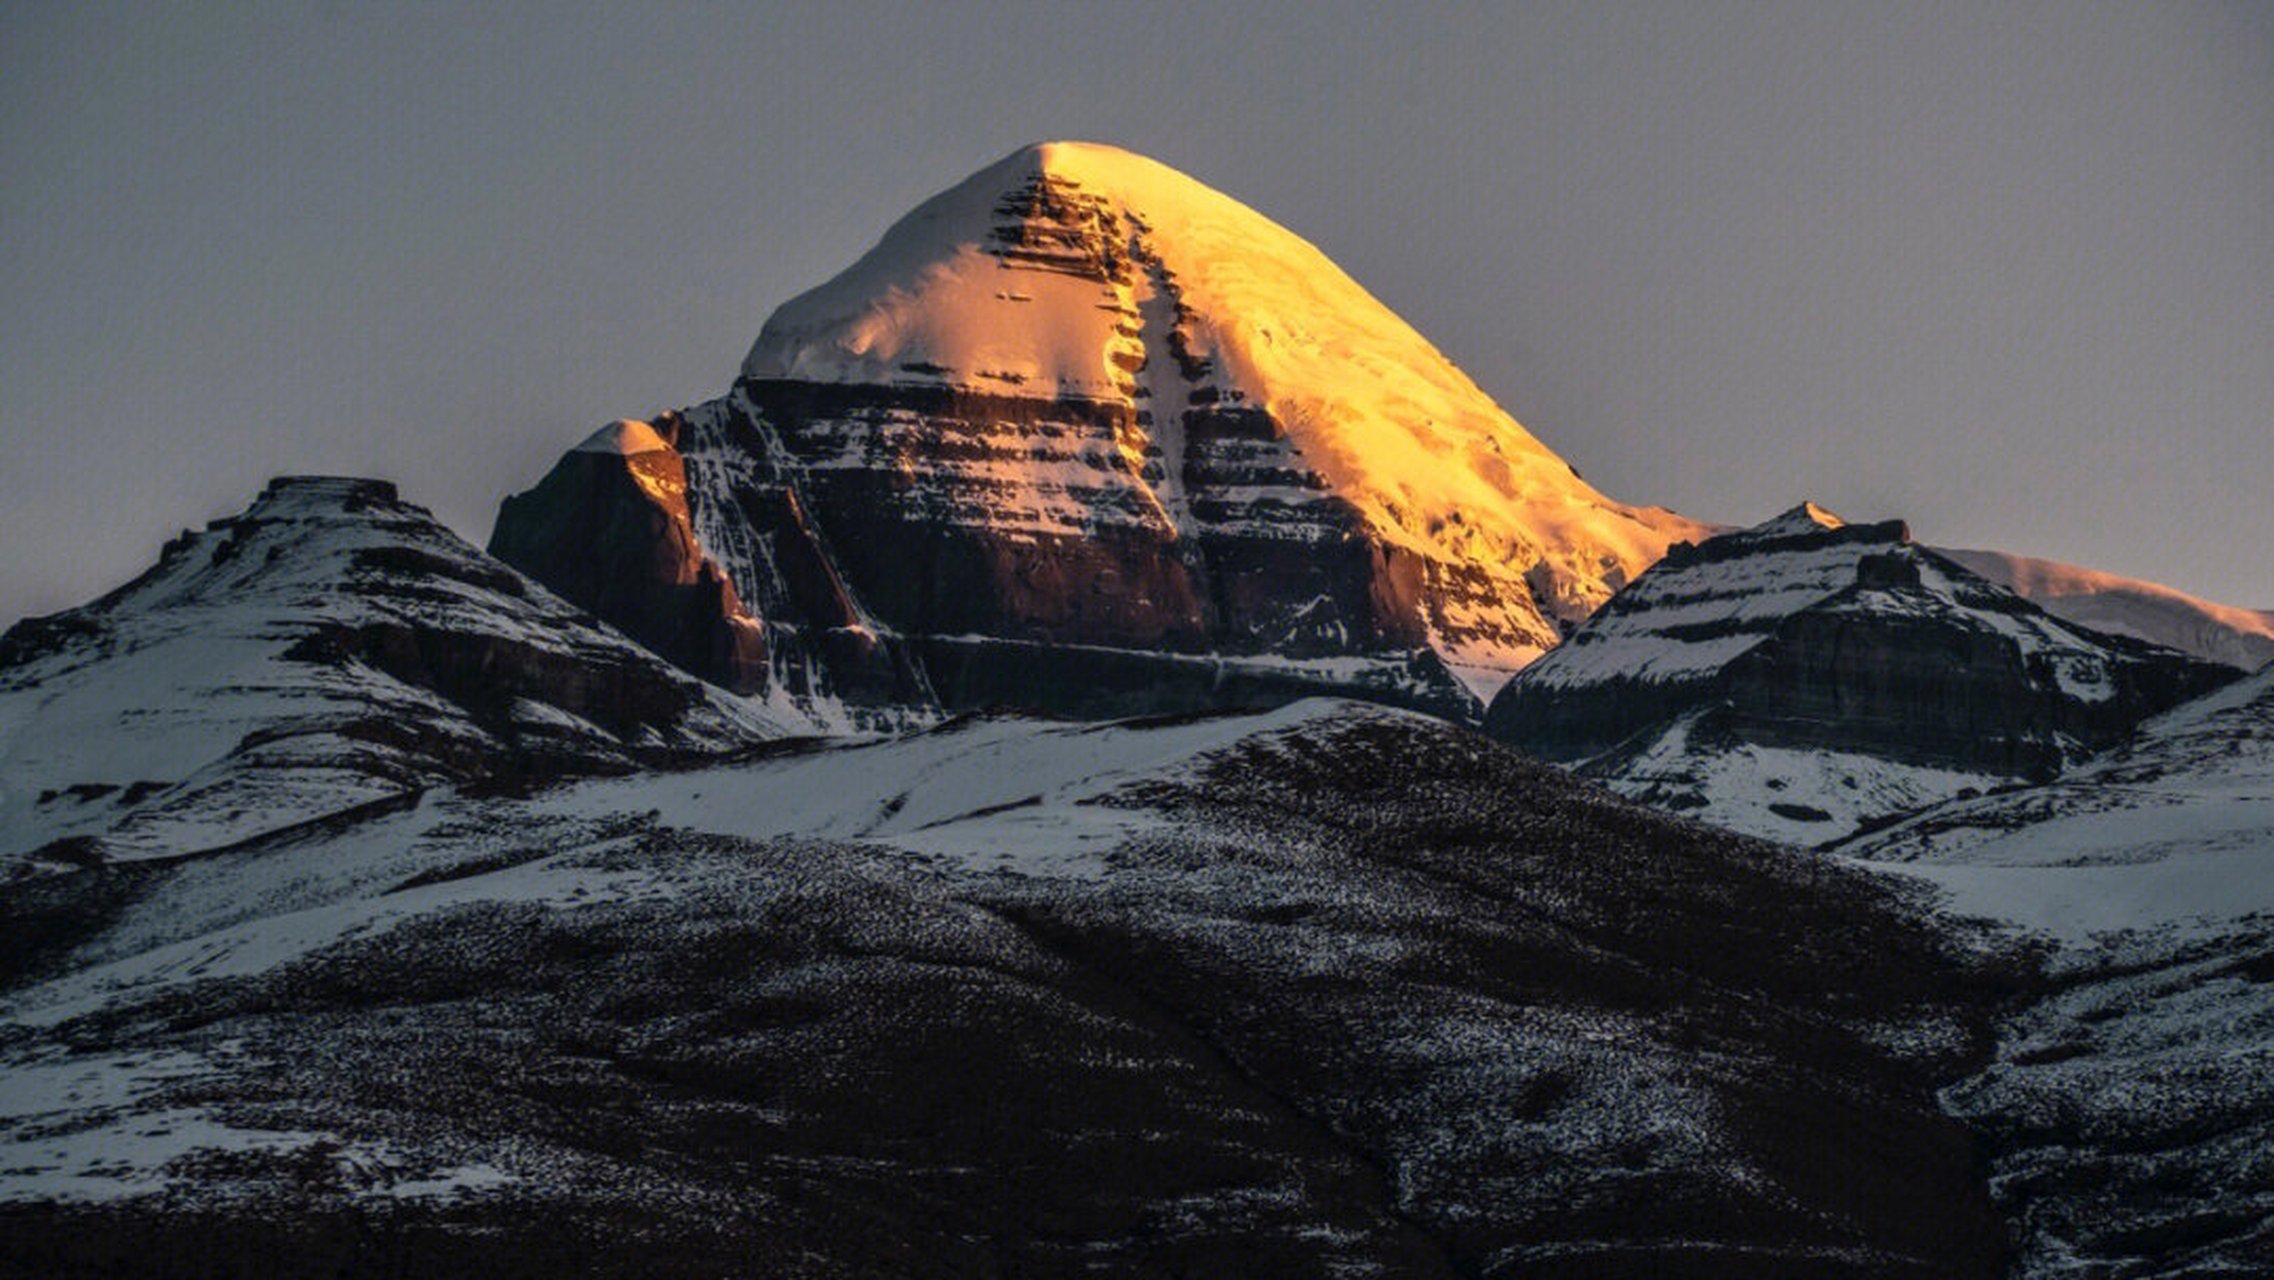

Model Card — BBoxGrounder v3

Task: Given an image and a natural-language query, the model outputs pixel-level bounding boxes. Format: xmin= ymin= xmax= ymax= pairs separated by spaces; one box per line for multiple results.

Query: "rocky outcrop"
xmin=489 ymin=419 xmax=766 ymax=695
xmin=1484 ymin=504 xmax=2236 ymax=842
xmin=1485 ymin=505 xmax=1915 ymax=761
xmin=641 ymin=382 xmax=1484 ymax=723
xmin=1717 ymin=550 xmax=2228 ymax=778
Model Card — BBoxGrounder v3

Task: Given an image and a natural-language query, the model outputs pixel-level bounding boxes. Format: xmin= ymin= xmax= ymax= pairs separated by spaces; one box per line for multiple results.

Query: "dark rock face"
xmin=488 ymin=423 xmax=767 ymax=696
xmin=1484 ymin=513 xmax=1916 ymax=762
xmin=491 ymin=385 xmax=1489 ymax=726
xmin=670 ymin=381 xmax=1479 ymax=722
xmin=733 ymin=377 xmax=1427 ymax=657
xmin=1714 ymin=550 xmax=2232 ymax=779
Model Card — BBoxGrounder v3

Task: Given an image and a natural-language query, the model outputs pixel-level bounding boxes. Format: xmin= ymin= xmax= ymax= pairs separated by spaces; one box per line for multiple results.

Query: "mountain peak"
xmin=1004 ymin=139 xmax=1178 ymax=184
xmin=1790 ymin=500 xmax=1847 ymax=530
xmin=1719 ymin=501 xmax=1907 ymax=551
xmin=1488 ymin=508 xmax=2233 ymax=843
xmin=730 ymin=143 xmax=1709 ymax=680
xmin=2 ymin=475 xmax=786 ymax=862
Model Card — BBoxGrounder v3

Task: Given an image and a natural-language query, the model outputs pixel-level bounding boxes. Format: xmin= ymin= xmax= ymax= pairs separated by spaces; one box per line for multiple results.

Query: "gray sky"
xmin=5 ymin=1 xmax=2270 ymax=624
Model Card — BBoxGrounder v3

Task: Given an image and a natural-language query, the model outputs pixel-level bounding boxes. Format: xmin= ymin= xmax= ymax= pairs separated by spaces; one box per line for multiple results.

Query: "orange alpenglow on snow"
xmin=742 ymin=142 xmax=1711 ymax=689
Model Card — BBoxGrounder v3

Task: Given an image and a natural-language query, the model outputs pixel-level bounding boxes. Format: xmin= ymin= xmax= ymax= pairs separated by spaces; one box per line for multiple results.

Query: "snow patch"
xmin=574 ymin=419 xmax=674 ymax=456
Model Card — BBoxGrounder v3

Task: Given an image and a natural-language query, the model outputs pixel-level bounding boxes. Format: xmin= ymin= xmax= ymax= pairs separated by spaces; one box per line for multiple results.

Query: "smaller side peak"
xmin=1743 ymin=501 xmax=1911 ymax=545
xmin=1684 ymin=501 xmax=1909 ymax=561
xmin=575 ymin=419 xmax=677 ymax=457
xmin=1760 ymin=501 xmax=1848 ymax=535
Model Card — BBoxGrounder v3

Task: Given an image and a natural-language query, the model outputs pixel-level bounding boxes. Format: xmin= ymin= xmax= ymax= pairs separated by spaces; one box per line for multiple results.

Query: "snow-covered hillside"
xmin=1844 ymin=661 xmax=2274 ymax=937
xmin=1940 ymin=546 xmax=2274 ymax=672
xmin=1838 ymin=663 xmax=2274 ymax=1277
xmin=0 ymin=478 xmax=789 ymax=867
xmin=0 ymin=699 xmax=2020 ymax=1277
xmin=5 ymin=465 xmax=2265 ymax=1276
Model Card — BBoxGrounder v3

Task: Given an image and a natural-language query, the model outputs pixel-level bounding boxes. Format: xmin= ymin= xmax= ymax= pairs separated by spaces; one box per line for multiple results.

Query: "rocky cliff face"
xmin=0 ymin=477 xmax=787 ymax=868
xmin=492 ymin=142 xmax=1709 ymax=723
xmin=489 ymin=420 xmax=766 ymax=696
xmin=1484 ymin=503 xmax=2235 ymax=843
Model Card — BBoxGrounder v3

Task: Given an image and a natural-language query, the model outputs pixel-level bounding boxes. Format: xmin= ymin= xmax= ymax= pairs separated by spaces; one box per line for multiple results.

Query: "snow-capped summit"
xmin=1740 ymin=500 xmax=1854 ymax=540
xmin=499 ymin=143 xmax=1710 ymax=722
xmin=744 ymin=142 xmax=1703 ymax=635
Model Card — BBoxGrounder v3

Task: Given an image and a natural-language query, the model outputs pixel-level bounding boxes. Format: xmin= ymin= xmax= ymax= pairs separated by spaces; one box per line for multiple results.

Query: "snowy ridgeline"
xmin=1944 ymin=545 xmax=2274 ymax=672
xmin=0 ymin=478 xmax=793 ymax=866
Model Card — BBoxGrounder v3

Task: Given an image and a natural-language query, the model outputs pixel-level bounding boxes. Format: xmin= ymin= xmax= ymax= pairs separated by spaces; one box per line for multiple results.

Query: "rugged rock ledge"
xmin=1485 ymin=504 xmax=2235 ymax=842
xmin=489 ymin=420 xmax=766 ymax=696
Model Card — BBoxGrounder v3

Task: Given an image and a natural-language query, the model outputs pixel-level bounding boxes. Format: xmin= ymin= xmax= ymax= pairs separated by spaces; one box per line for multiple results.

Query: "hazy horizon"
xmin=4 ymin=1 xmax=2271 ymax=622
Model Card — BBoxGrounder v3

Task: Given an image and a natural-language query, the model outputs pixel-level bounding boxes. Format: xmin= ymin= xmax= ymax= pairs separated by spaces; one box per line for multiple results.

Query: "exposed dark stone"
xmin=280 ymin=618 xmax=706 ymax=775
xmin=1713 ymin=573 xmax=2229 ymax=779
xmin=491 ymin=373 xmax=1513 ymax=723
xmin=0 ymin=613 xmax=106 ymax=675
xmin=681 ymin=379 xmax=1472 ymax=718
xmin=489 ymin=431 xmax=767 ymax=696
